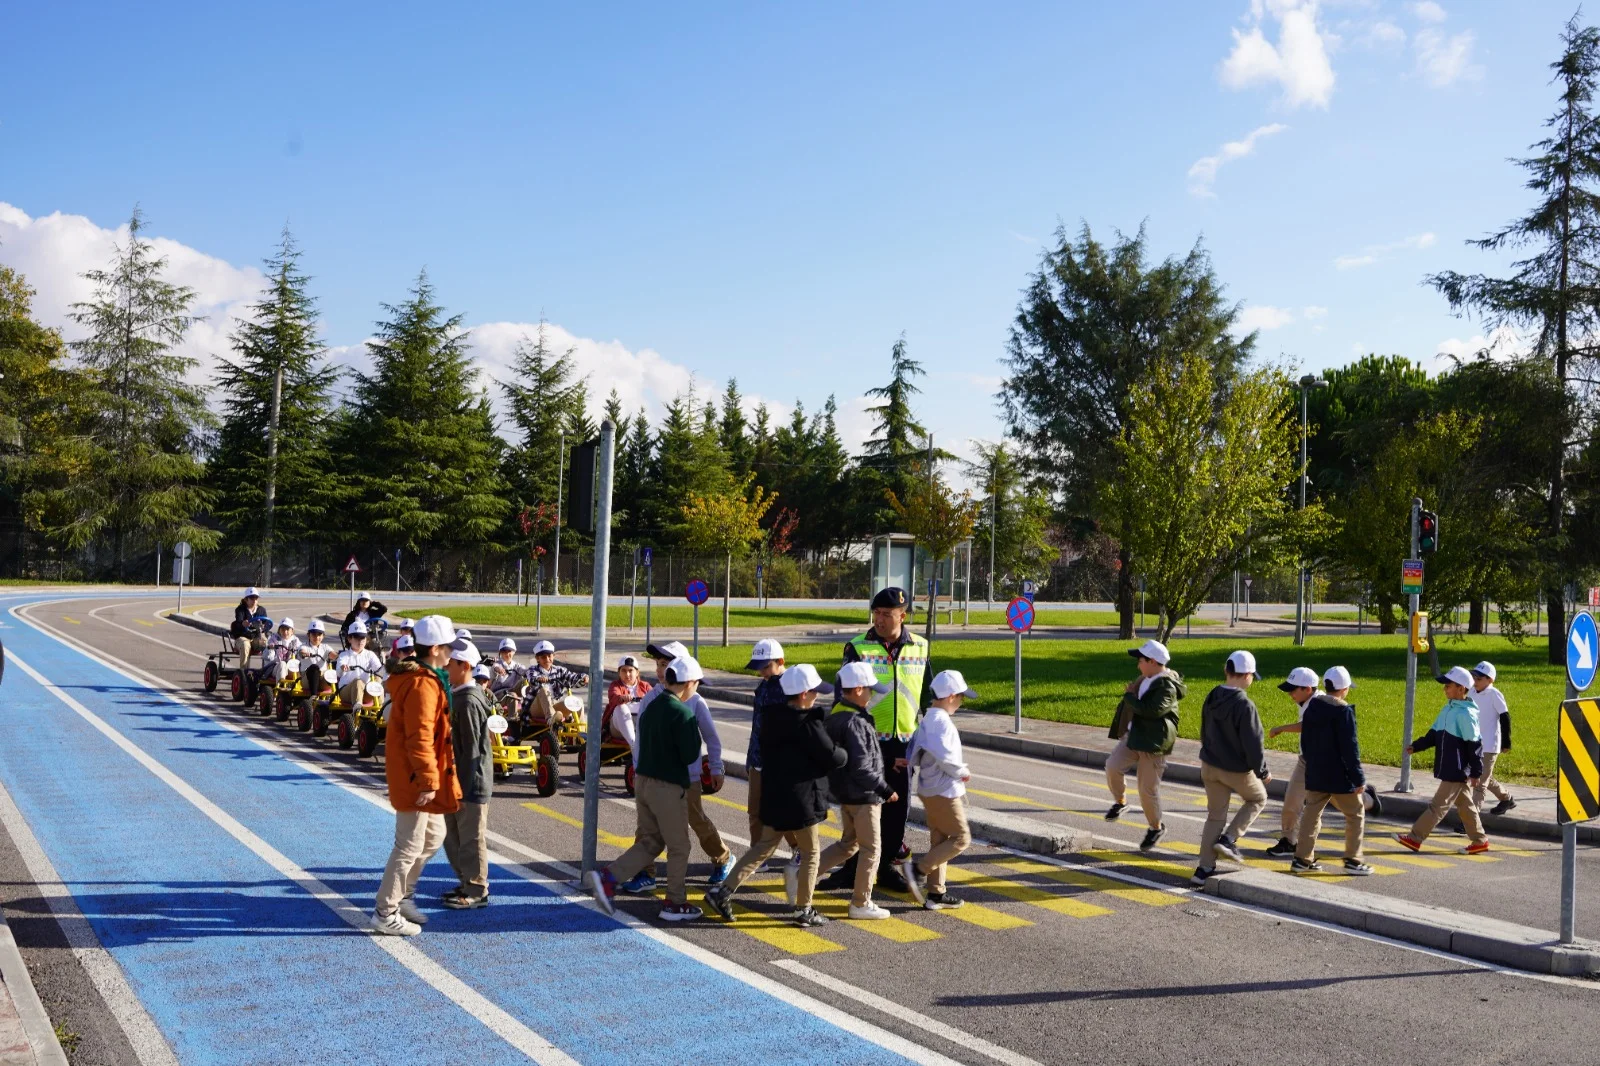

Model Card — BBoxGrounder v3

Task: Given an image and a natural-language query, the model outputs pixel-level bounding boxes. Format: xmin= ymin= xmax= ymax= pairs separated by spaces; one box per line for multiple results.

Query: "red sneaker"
xmin=1394 ymin=834 xmax=1423 ymax=853
xmin=1464 ymin=841 xmax=1490 ymax=854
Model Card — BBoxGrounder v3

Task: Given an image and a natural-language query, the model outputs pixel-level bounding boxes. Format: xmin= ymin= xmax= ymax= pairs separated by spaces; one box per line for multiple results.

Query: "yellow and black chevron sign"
xmin=1559 ymin=699 xmax=1600 ymax=824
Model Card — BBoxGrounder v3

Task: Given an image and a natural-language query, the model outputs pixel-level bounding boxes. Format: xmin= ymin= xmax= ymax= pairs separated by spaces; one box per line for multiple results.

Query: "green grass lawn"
xmin=1278 ymin=610 xmax=1362 ymax=621
xmin=438 ymin=604 xmax=1150 ymax=630
xmin=691 ymin=633 xmax=1567 ymax=787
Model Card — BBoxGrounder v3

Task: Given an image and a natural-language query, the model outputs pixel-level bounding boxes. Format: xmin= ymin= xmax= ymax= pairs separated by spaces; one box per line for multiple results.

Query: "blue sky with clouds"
xmin=0 ymin=0 xmax=1581 ymax=466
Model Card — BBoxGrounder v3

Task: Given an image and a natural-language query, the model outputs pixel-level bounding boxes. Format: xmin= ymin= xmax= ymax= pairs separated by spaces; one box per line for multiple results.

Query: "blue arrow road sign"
xmin=1570 ymin=610 xmax=1598 ymax=692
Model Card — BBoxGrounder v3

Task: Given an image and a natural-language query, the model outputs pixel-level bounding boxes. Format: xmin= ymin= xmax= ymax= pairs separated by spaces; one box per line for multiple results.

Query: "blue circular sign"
xmin=1006 ymin=596 xmax=1035 ymax=634
xmin=685 ymin=579 xmax=710 ymax=607
xmin=1570 ymin=610 xmax=1598 ymax=692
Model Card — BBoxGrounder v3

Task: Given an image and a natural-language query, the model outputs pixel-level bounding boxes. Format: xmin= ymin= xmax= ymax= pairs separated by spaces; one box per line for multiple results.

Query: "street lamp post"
xmin=553 ymin=431 xmax=565 ymax=597
xmin=1294 ymin=373 xmax=1328 ymax=646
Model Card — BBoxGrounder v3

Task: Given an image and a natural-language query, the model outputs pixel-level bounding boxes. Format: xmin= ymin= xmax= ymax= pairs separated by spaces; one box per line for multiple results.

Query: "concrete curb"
xmin=1200 ymin=868 xmax=1600 ymax=976
xmin=168 ymin=611 xmax=229 ymax=639
xmin=0 ymin=910 xmax=67 ymax=1066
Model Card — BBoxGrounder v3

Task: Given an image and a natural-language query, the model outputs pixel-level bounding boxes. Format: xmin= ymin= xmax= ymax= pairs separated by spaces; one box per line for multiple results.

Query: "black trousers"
xmin=828 ymin=737 xmax=909 ymax=881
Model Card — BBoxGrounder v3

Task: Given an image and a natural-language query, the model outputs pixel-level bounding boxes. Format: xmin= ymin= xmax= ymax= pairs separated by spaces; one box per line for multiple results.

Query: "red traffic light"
xmin=1419 ymin=509 xmax=1440 ymax=555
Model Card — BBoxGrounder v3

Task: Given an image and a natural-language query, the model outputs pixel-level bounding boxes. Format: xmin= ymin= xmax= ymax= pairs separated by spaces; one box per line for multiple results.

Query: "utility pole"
xmin=262 ymin=360 xmax=284 ymax=588
xmin=1294 ymin=374 xmax=1327 ymax=646
xmin=553 ymin=431 xmax=565 ymax=597
xmin=988 ymin=453 xmax=997 ymax=610
xmin=1398 ymin=497 xmax=1422 ymax=793
xmin=580 ymin=420 xmax=616 ymax=877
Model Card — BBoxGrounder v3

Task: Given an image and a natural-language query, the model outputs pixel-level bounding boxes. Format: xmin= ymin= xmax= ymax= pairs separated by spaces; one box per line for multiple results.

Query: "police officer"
xmin=817 ymin=587 xmax=930 ymax=894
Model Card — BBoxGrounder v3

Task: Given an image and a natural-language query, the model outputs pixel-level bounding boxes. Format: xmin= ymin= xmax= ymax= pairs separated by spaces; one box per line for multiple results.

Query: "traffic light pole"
xmin=1397 ymin=497 xmax=1421 ymax=794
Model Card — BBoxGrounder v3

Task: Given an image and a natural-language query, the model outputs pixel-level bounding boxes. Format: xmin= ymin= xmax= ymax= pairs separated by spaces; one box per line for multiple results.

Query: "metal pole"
xmin=395 ymin=548 xmax=401 ymax=594
xmin=535 ymin=567 xmax=543 ymax=632
xmin=1012 ymin=629 xmax=1023 ymax=734
xmin=176 ymin=553 xmax=185 ymax=614
xmin=988 ymin=479 xmax=997 ymax=610
xmin=646 ymin=560 xmax=653 ymax=648
xmin=629 ymin=549 xmax=638 ymax=631
xmin=554 ymin=431 xmax=565 ymax=597
xmin=263 ymin=361 xmax=283 ymax=589
xmin=155 ymin=543 xmax=161 ymax=589
xmin=349 ymin=568 xmax=356 ymax=609
xmin=581 ymin=420 xmax=616 ymax=876
xmin=693 ymin=602 xmax=700 ymax=659
xmin=1294 ymin=385 xmax=1308 ymax=646
xmin=517 ymin=558 xmax=523 ymax=608
xmin=1398 ymin=497 xmax=1422 ymax=793
xmin=1561 ymin=822 xmax=1578 ymax=943
xmin=964 ymin=540 xmax=971 ymax=627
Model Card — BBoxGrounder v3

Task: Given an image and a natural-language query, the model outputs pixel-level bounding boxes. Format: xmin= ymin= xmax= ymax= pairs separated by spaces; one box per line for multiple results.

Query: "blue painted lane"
xmin=7 ymin=605 xmax=921 ymax=1066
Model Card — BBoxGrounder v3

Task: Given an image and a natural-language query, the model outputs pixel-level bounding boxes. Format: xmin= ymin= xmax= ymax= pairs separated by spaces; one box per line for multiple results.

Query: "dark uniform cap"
xmin=871 ymin=587 xmax=909 ymax=610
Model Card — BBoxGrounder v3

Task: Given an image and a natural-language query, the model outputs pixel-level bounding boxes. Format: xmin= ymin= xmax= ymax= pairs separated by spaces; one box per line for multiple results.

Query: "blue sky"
xmin=0 ymin=1 xmax=1580 ymax=466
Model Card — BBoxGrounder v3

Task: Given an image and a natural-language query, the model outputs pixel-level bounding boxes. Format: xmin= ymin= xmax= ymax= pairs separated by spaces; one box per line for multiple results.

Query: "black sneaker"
xmin=1290 ymin=856 xmax=1323 ymax=874
xmin=923 ymin=890 xmax=963 ymax=910
xmin=1190 ymin=866 xmax=1215 ymax=886
xmin=1490 ymin=798 xmax=1517 ymax=817
xmin=1342 ymin=858 xmax=1374 ymax=876
xmin=1365 ymin=784 xmax=1384 ymax=818
xmin=1264 ymin=837 xmax=1297 ymax=859
xmin=703 ymin=886 xmax=734 ymax=922
xmin=876 ymin=867 xmax=911 ymax=894
xmin=792 ymin=907 xmax=830 ymax=928
xmin=1139 ymin=824 xmax=1166 ymax=851
xmin=1213 ymin=835 xmax=1244 ymax=864
xmin=442 ymin=893 xmax=489 ymax=909
xmin=1104 ymin=802 xmax=1127 ymax=822
xmin=816 ymin=868 xmax=854 ymax=892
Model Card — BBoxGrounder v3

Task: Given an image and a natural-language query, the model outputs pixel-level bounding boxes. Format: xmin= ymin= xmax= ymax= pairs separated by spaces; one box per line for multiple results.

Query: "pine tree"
xmin=500 ymin=321 xmax=585 ymax=513
xmin=210 ymin=228 xmax=337 ymax=574
xmin=340 ymin=271 xmax=508 ymax=551
xmin=603 ymin=388 xmax=625 ymax=431
xmin=46 ymin=208 xmax=217 ymax=573
xmin=641 ymin=391 xmax=731 ymax=542
xmin=617 ymin=408 xmax=654 ymax=540
xmin=719 ymin=378 xmax=753 ymax=479
xmin=858 ymin=335 xmax=931 ymax=533
xmin=565 ymin=379 xmax=596 ymax=442
xmin=1427 ymin=14 xmax=1600 ymax=663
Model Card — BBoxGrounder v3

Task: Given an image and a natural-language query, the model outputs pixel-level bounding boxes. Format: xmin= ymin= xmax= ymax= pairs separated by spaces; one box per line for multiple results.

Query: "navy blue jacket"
xmin=1301 ymin=694 xmax=1365 ymax=794
xmin=748 ymin=676 xmax=786 ymax=771
xmin=1410 ymin=728 xmax=1484 ymax=783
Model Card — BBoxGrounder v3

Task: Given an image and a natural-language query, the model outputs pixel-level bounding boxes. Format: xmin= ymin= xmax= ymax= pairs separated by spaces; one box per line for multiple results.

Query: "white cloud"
xmin=1415 ymin=27 xmax=1480 ymax=86
xmin=1409 ymin=1 xmax=1447 ymax=24
xmin=1432 ymin=326 xmax=1521 ymax=371
xmin=1302 ymin=305 xmax=1328 ymax=320
xmin=1333 ymin=231 xmax=1435 ymax=269
xmin=1219 ymin=2 xmax=1337 ymax=109
xmin=1187 ymin=123 xmax=1289 ymax=196
xmin=1236 ymin=305 xmax=1297 ymax=332
xmin=1364 ymin=20 xmax=1406 ymax=47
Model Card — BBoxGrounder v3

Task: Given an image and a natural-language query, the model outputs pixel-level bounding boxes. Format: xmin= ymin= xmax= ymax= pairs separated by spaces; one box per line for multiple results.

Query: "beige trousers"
xmin=724 ymin=824 xmax=823 ymax=909
xmin=1296 ymin=791 xmax=1365 ymax=862
xmin=1474 ymin=752 xmax=1513 ymax=808
xmin=1106 ymin=737 xmax=1166 ymax=828
xmin=1280 ymin=756 xmax=1307 ymax=841
xmin=376 ymin=811 xmax=446 ymax=917
xmin=611 ymin=775 xmax=692 ymax=904
xmin=746 ymin=768 xmax=765 ymax=843
xmin=1411 ymin=780 xmax=1488 ymax=845
xmin=443 ymin=800 xmax=489 ymax=898
xmin=918 ymin=795 xmax=972 ymax=894
xmin=817 ymin=804 xmax=883 ymax=907
xmin=1198 ymin=763 xmax=1267 ymax=864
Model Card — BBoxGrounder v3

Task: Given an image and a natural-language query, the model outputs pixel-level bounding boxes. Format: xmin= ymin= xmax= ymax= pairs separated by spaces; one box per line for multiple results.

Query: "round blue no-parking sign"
xmin=1006 ymin=596 xmax=1035 ymax=634
xmin=685 ymin=579 xmax=710 ymax=607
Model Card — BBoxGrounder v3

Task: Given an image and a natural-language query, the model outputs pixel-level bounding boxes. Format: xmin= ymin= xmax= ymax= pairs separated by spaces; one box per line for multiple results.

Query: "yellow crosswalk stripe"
xmin=941 ymin=865 xmax=1112 ymax=918
xmin=1363 ymin=849 xmax=1454 ymax=869
xmin=704 ymin=901 xmax=845 ymax=955
xmin=745 ymin=877 xmax=940 ymax=943
xmin=1159 ymin=839 xmax=1403 ymax=876
xmin=966 ymin=787 xmax=1066 ymax=811
xmin=522 ymin=802 xmax=634 ymax=848
xmin=988 ymin=855 xmax=1185 ymax=905
xmin=872 ymin=888 xmax=1034 ymax=930
xmin=1081 ymin=848 xmax=1197 ymax=880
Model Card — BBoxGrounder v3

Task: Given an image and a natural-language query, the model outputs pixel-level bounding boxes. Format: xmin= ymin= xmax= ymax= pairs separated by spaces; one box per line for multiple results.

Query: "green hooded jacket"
xmin=1109 ymin=672 xmax=1186 ymax=755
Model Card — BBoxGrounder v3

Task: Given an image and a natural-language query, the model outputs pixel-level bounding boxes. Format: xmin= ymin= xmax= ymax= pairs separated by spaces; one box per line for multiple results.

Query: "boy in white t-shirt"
xmin=1471 ymin=661 xmax=1515 ymax=815
xmin=900 ymin=671 xmax=975 ymax=911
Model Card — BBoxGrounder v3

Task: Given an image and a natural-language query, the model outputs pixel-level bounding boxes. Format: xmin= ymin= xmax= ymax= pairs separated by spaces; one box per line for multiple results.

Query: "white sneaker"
xmin=398 ymin=899 xmax=428 ymax=925
xmin=371 ymin=910 xmax=420 ymax=937
xmin=783 ymin=862 xmax=799 ymax=908
xmin=848 ymin=902 xmax=890 ymax=921
xmin=585 ymin=870 xmax=615 ymax=916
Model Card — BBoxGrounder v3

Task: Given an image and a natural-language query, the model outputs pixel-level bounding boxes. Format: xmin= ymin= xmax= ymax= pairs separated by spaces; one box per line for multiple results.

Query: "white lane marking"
xmin=84 ymin=602 xmax=210 ymax=660
xmin=0 ymin=779 xmax=179 ymax=1066
xmin=3 ymin=639 xmax=582 ymax=1066
xmin=16 ymin=603 xmax=978 ymax=1066
xmin=772 ymin=960 xmax=1044 ymax=1066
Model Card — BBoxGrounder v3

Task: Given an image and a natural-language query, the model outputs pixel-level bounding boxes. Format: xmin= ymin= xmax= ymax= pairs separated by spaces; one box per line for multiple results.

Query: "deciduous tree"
xmin=680 ymin=477 xmax=776 ymax=644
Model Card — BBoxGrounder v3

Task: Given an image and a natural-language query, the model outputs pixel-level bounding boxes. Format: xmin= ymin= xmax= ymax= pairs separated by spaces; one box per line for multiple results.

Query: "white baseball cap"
xmin=1128 ymin=639 xmax=1170 ymax=666
xmin=745 ymin=638 xmax=786 ymax=670
xmin=449 ymin=640 xmax=481 ymax=665
xmin=357 ymin=591 xmax=373 ymax=602
xmin=1278 ymin=666 xmax=1319 ymax=692
xmin=931 ymin=669 xmax=978 ymax=700
xmin=1438 ymin=666 xmax=1475 ymax=688
xmin=394 ymin=634 xmax=414 ymax=650
xmin=1225 ymin=650 xmax=1257 ymax=675
xmin=532 ymin=639 xmax=556 ymax=656
xmin=412 ymin=615 xmax=456 ymax=647
xmin=1323 ymin=665 xmax=1354 ymax=691
xmin=837 ymin=662 xmax=888 ymax=692
xmin=396 ymin=618 xmax=414 ymax=630
xmin=666 ymin=655 xmax=704 ymax=684
xmin=618 ymin=654 xmax=642 ymax=669
xmin=779 ymin=664 xmax=833 ymax=696
xmin=1471 ymin=661 xmax=1496 ymax=681
xmin=277 ymin=618 xmax=295 ymax=629
xmin=346 ymin=621 xmax=368 ymax=636
xmin=242 ymin=587 xmax=260 ymax=598
xmin=455 ymin=628 xmax=472 ymax=640
xmin=499 ymin=638 xmax=517 ymax=652
xmin=473 ymin=663 xmax=492 ymax=680
xmin=307 ymin=619 xmax=325 ymax=633
xmin=647 ymin=640 xmax=689 ymax=661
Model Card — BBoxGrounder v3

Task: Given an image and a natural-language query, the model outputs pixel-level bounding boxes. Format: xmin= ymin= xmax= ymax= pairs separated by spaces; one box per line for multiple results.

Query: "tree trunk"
xmin=1468 ymin=599 xmax=1485 ymax=635
xmin=1117 ymin=547 xmax=1134 ymax=640
xmin=722 ymin=552 xmax=731 ymax=647
xmin=1377 ymin=595 xmax=1398 ymax=634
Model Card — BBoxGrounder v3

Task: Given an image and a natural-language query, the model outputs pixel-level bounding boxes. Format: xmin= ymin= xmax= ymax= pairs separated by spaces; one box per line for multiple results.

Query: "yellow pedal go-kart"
xmin=490 ymin=712 xmax=560 ymax=796
xmin=306 ymin=664 xmax=387 ymax=756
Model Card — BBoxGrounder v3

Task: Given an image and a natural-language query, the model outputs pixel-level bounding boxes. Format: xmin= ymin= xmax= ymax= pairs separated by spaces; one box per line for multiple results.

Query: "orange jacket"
xmin=384 ymin=660 xmax=462 ymax=814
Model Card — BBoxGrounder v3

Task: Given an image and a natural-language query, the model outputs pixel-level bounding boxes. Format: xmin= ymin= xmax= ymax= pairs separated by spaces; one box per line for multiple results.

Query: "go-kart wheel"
xmin=310 ymin=705 xmax=328 ymax=737
xmin=203 ymin=661 xmax=218 ymax=693
xmin=295 ymin=703 xmax=312 ymax=732
xmin=624 ymin=757 xmax=636 ymax=797
xmin=275 ymin=692 xmax=292 ymax=721
xmin=336 ymin=713 xmax=355 ymax=750
xmin=537 ymin=734 xmax=556 ymax=758
xmin=576 ymin=746 xmax=587 ymax=779
xmin=258 ymin=687 xmax=274 ymax=717
xmin=241 ymin=673 xmax=257 ymax=706
xmin=229 ymin=673 xmax=243 ymax=702
xmin=355 ymin=720 xmax=380 ymax=758
xmin=535 ymin=755 xmax=559 ymax=797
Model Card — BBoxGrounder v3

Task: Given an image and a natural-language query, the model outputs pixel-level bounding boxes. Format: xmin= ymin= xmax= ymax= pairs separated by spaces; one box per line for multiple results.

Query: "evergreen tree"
xmin=565 ymin=379 xmax=596 ymax=442
xmin=640 ymin=391 xmax=730 ymax=542
xmin=210 ymin=228 xmax=337 ymax=571
xmin=603 ymin=388 xmax=625 ymax=431
xmin=500 ymin=321 xmax=585 ymax=513
xmin=1427 ymin=15 xmax=1600 ymax=662
xmin=617 ymin=407 xmax=654 ymax=540
xmin=44 ymin=208 xmax=217 ymax=573
xmin=966 ymin=442 xmax=1056 ymax=598
xmin=719 ymin=378 xmax=753 ymax=479
xmin=858 ymin=335 xmax=931 ymax=534
xmin=340 ymin=271 xmax=508 ymax=551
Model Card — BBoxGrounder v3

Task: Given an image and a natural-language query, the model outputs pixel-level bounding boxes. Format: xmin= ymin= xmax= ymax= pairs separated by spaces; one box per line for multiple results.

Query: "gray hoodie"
xmin=1198 ymin=684 xmax=1268 ymax=779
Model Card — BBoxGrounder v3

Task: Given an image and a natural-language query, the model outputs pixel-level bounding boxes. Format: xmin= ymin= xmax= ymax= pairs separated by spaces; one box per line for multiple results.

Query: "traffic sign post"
xmin=1557 ymin=611 xmax=1597 ymax=943
xmin=1021 ymin=579 xmax=1037 ymax=604
xmin=344 ymin=554 xmax=361 ymax=608
xmin=686 ymin=579 xmax=709 ymax=659
xmin=644 ymin=548 xmax=654 ymax=650
xmin=1398 ymin=500 xmax=1422 ymax=794
xmin=756 ymin=562 xmax=765 ymax=609
xmin=580 ymin=420 xmax=618 ymax=878
xmin=174 ymin=540 xmax=192 ymax=614
xmin=1570 ymin=611 xmax=1597 ymax=694
xmin=1006 ymin=597 xmax=1035 ymax=735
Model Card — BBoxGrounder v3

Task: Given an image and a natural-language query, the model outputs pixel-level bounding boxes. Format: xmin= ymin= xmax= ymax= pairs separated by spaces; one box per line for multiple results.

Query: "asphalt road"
xmin=2 ymin=588 xmax=1597 ymax=1066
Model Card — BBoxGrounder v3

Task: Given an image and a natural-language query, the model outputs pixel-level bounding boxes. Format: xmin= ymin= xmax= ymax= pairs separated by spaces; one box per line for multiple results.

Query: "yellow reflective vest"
xmin=845 ymin=629 xmax=930 ymax=740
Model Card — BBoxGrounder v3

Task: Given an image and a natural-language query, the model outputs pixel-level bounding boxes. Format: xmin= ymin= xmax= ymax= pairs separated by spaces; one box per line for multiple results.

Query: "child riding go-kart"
xmin=202 ymin=589 xmax=272 ymax=703
xmin=309 ymin=619 xmax=387 ymax=754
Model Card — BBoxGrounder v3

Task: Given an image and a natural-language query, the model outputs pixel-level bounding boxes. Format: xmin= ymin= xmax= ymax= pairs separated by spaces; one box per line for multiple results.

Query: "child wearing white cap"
xmin=743 ymin=639 xmax=788 ymax=848
xmin=814 ymin=661 xmax=897 ymax=919
xmin=1470 ymin=661 xmax=1515 ymax=815
xmin=1291 ymin=666 xmax=1374 ymax=876
xmin=900 ymin=670 xmax=975 ymax=909
xmin=1264 ymin=666 xmax=1320 ymax=859
xmin=1105 ymin=640 xmax=1186 ymax=852
xmin=1396 ymin=667 xmax=1490 ymax=854
xmin=489 ymin=638 xmax=529 ymax=704
xmin=1192 ymin=651 xmax=1270 ymax=885
xmin=264 ymin=619 xmax=302 ymax=686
